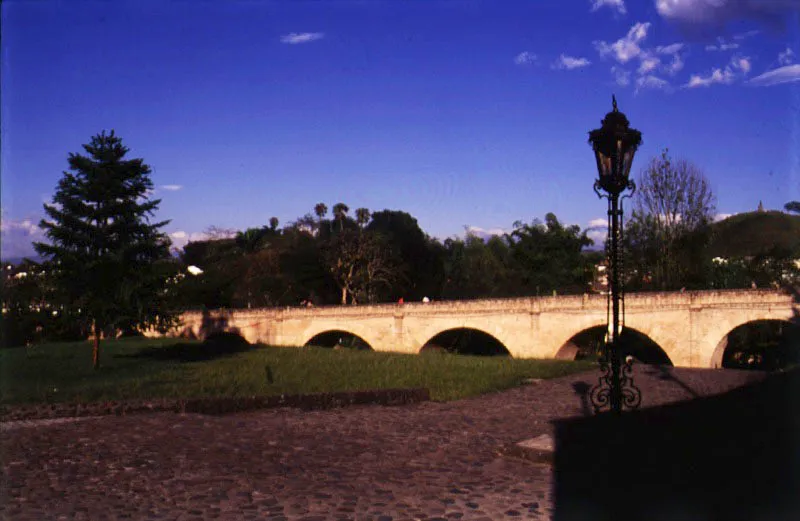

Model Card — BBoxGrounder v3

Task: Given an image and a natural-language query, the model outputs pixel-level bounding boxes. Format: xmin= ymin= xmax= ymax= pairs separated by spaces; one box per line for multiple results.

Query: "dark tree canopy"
xmin=366 ymin=210 xmax=441 ymax=300
xmin=506 ymin=213 xmax=595 ymax=295
xmin=34 ymin=131 xmax=176 ymax=367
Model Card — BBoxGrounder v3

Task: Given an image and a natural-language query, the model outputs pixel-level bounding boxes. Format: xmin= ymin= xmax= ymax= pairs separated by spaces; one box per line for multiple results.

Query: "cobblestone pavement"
xmin=1 ymin=366 xmax=764 ymax=520
xmin=0 ymin=417 xmax=102 ymax=433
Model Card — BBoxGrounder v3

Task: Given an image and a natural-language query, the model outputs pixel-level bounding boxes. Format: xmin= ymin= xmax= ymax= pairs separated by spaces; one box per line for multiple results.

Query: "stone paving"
xmin=0 ymin=366 xmax=764 ymax=520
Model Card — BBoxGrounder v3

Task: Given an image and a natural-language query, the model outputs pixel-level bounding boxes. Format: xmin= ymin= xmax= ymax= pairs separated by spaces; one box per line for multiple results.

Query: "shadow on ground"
xmin=119 ymin=332 xmax=255 ymax=362
xmin=553 ymin=367 xmax=800 ymax=521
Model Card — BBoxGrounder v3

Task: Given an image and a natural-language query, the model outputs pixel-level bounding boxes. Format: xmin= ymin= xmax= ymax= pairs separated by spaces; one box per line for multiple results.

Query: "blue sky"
xmin=2 ymin=0 xmax=799 ymax=258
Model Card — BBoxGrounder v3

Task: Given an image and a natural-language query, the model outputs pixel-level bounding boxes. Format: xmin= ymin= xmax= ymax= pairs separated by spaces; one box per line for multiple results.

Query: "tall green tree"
xmin=34 ymin=131 xmax=176 ymax=369
xmin=355 ymin=207 xmax=371 ymax=229
xmin=314 ymin=203 xmax=328 ymax=221
xmin=269 ymin=216 xmax=280 ymax=231
xmin=323 ymin=227 xmax=400 ymax=305
xmin=506 ymin=213 xmax=594 ymax=295
xmin=441 ymin=233 xmax=512 ymax=299
xmin=235 ymin=227 xmax=269 ymax=254
xmin=625 ymin=149 xmax=716 ymax=290
xmin=332 ymin=202 xmax=350 ymax=232
xmin=314 ymin=202 xmax=328 ymax=233
xmin=366 ymin=210 xmax=441 ymax=300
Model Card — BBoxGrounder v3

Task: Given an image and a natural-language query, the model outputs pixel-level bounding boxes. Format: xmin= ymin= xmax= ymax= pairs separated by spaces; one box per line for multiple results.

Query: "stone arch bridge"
xmin=159 ymin=289 xmax=798 ymax=368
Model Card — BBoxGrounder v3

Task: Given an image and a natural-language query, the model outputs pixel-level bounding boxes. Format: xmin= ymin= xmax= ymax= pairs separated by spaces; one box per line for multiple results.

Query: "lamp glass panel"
xmin=622 ymin=149 xmax=635 ymax=179
xmin=595 ymin=149 xmax=611 ymax=178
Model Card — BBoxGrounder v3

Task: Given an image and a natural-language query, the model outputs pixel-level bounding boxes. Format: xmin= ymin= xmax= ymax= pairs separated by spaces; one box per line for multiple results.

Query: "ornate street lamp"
xmin=588 ymin=95 xmax=643 ymax=414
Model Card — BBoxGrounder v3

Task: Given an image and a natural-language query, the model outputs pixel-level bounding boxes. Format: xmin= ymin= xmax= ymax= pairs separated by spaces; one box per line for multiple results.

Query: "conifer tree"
xmin=35 ymin=131 xmax=176 ymax=368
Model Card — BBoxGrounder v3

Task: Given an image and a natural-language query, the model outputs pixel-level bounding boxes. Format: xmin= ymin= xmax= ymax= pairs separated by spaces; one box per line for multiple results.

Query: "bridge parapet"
xmin=154 ymin=289 xmax=797 ymax=368
xmin=174 ymin=290 xmax=794 ymax=323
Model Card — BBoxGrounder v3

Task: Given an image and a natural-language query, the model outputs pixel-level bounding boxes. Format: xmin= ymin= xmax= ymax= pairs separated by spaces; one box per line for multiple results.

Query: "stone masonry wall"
xmin=147 ymin=289 xmax=797 ymax=368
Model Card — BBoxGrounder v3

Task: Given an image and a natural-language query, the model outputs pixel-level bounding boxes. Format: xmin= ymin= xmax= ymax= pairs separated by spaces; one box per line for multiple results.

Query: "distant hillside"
xmin=0 ymin=255 xmax=43 ymax=266
xmin=707 ymin=211 xmax=800 ymax=258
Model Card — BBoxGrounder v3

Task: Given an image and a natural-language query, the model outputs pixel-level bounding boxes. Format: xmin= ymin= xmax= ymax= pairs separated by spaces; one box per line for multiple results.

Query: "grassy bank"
xmin=0 ymin=337 xmax=594 ymax=405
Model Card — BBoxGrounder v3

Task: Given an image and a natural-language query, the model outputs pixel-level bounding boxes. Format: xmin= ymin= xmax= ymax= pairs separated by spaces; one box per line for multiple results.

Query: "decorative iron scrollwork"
xmin=589 ymin=352 xmax=642 ymax=413
xmin=620 ymin=356 xmax=642 ymax=409
xmin=589 ymin=357 xmax=612 ymax=411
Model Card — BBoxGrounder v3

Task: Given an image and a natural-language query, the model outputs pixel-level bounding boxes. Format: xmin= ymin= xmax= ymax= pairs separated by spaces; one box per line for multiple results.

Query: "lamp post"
xmin=588 ymin=95 xmax=643 ymax=414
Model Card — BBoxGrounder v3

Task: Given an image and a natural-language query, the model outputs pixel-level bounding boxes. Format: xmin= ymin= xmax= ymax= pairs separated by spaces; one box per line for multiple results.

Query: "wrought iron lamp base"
xmin=589 ymin=353 xmax=642 ymax=413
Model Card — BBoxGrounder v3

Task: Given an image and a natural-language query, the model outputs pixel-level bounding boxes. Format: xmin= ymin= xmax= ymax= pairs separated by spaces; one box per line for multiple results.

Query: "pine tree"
xmin=34 ymin=131 xmax=177 ymax=369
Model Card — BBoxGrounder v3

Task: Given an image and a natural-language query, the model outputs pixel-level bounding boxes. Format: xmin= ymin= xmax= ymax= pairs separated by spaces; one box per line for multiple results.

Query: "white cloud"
xmin=713 ymin=213 xmax=733 ymax=222
xmin=168 ymin=230 xmax=212 ymax=251
xmin=650 ymin=44 xmax=686 ymax=76
xmin=465 ymin=226 xmax=507 ymax=240
xmin=636 ymin=74 xmax=671 ymax=91
xmin=733 ymin=29 xmax=760 ymax=40
xmin=0 ymin=217 xmax=45 ymax=259
xmin=280 ymin=32 xmax=324 ymax=44
xmin=656 ymin=43 xmax=685 ymax=55
xmin=656 ymin=0 xmax=800 ymax=25
xmin=596 ymin=24 xmax=687 ymax=86
xmin=656 ymin=0 xmax=695 ymax=19
xmin=778 ymin=48 xmax=795 ymax=66
xmin=588 ymin=218 xmax=608 ymax=228
xmin=0 ymin=217 xmax=41 ymax=234
xmin=594 ymin=22 xmax=651 ymax=64
xmin=748 ymin=64 xmax=800 ymax=86
xmin=685 ymin=67 xmax=735 ymax=87
xmin=586 ymin=218 xmax=608 ymax=246
xmin=732 ymin=55 xmax=751 ymax=74
xmin=649 ymin=43 xmax=687 ymax=76
xmin=553 ymin=54 xmax=591 ymax=70
xmin=638 ymin=55 xmax=661 ymax=74
xmin=160 ymin=184 xmax=183 ymax=191
xmin=665 ymin=53 xmax=685 ymax=75
xmin=514 ymin=51 xmax=537 ymax=65
xmin=611 ymin=66 xmax=631 ymax=86
xmin=705 ymin=38 xmax=739 ymax=52
xmin=587 ymin=229 xmax=607 ymax=246
xmin=685 ymin=55 xmax=751 ymax=87
xmin=591 ymin=0 xmax=627 ymax=15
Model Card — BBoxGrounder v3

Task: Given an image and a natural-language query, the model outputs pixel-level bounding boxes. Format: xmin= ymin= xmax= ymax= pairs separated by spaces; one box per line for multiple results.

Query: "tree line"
xmin=2 ymin=132 xmax=799 ymax=362
xmin=176 ymin=206 xmax=600 ymax=310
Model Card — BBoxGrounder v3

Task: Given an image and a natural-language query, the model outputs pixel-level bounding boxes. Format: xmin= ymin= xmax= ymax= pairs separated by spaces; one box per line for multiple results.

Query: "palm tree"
xmin=333 ymin=203 xmax=350 ymax=232
xmin=356 ymin=208 xmax=371 ymax=229
xmin=314 ymin=203 xmax=329 ymax=234
xmin=269 ymin=217 xmax=279 ymax=232
xmin=314 ymin=202 xmax=328 ymax=219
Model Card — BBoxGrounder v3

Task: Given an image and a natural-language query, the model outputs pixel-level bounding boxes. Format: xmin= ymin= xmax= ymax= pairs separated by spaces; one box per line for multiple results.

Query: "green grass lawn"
xmin=0 ymin=337 xmax=594 ymax=405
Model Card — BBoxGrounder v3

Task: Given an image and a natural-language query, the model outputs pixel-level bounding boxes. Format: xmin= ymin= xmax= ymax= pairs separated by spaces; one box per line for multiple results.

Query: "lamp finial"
xmin=612 ymin=94 xmax=618 ymax=112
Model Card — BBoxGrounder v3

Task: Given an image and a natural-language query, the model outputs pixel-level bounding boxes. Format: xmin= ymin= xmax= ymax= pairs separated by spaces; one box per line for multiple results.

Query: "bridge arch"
xmin=555 ymin=325 xmax=672 ymax=366
xmin=410 ymin=319 xmax=521 ymax=357
xmin=300 ymin=323 xmax=382 ymax=352
xmin=420 ymin=328 xmax=510 ymax=356
xmin=547 ymin=317 xmax=607 ymax=360
xmin=696 ymin=302 xmax=798 ymax=368
xmin=304 ymin=330 xmax=373 ymax=350
xmin=710 ymin=319 xmax=799 ymax=370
